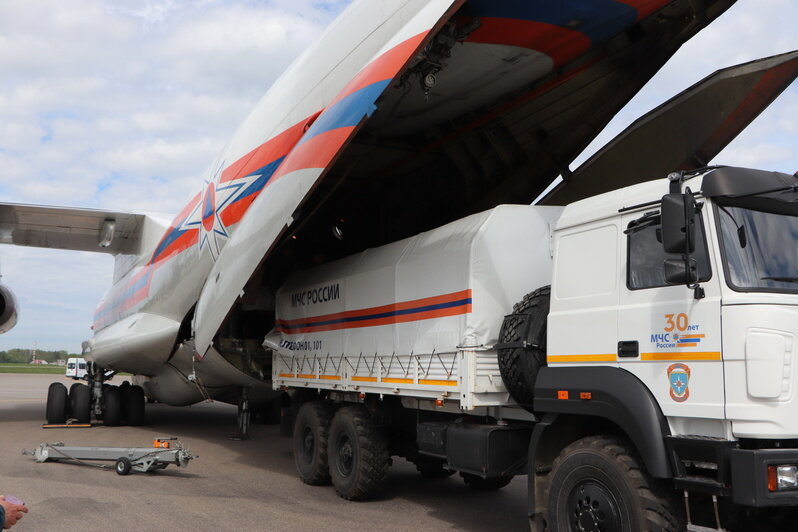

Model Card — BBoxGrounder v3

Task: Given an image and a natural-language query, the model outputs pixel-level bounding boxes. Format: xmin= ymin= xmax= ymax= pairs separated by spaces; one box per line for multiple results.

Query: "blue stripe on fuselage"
xmin=463 ymin=0 xmax=638 ymax=45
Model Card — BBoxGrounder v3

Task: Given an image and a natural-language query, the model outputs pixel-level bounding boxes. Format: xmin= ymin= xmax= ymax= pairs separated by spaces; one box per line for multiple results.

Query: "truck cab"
xmin=537 ymin=166 xmax=798 ymax=524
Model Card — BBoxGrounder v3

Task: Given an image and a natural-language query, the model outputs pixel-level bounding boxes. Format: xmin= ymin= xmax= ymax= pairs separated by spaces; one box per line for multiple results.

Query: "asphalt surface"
xmin=0 ymin=374 xmax=529 ymax=532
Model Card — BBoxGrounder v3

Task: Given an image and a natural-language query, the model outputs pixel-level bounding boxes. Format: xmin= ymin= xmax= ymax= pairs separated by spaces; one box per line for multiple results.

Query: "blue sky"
xmin=0 ymin=0 xmax=796 ymax=351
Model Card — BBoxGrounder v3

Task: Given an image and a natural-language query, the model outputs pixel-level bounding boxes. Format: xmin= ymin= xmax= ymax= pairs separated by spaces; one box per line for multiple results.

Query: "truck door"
xmin=618 ymin=209 xmax=725 ymax=429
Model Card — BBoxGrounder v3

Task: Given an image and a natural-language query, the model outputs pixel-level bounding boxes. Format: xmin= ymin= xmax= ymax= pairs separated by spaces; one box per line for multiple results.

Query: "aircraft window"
xmin=626 ymin=213 xmax=711 ymax=290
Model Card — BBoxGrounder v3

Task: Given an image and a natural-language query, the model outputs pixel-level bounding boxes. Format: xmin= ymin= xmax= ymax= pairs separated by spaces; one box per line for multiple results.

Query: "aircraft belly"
xmin=87 ymin=312 xmax=180 ymax=375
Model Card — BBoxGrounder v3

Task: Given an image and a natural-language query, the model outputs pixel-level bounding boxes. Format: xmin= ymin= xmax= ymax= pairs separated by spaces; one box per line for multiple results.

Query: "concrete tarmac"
xmin=0 ymin=374 xmax=529 ymax=532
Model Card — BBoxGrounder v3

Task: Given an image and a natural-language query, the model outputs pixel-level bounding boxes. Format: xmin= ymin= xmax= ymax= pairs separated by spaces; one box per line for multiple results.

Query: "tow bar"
xmin=23 ymin=437 xmax=197 ymax=475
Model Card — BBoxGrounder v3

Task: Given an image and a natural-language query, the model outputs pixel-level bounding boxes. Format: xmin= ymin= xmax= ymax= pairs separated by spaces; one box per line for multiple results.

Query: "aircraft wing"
xmin=0 ymin=202 xmax=148 ymax=255
xmin=542 ymin=50 xmax=798 ymax=205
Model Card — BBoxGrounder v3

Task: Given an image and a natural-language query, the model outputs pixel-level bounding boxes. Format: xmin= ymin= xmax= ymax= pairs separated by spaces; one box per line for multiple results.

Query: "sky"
xmin=0 ymin=0 xmax=796 ymax=352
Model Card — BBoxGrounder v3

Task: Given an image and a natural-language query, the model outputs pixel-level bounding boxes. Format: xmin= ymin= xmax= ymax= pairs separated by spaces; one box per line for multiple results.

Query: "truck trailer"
xmin=268 ymin=165 xmax=798 ymax=531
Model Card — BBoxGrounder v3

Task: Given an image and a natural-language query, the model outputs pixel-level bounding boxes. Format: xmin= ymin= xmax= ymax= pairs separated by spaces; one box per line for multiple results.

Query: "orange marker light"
xmin=557 ymin=390 xmax=569 ymax=400
xmin=580 ymin=392 xmax=592 ymax=400
xmin=768 ymin=465 xmax=778 ymax=492
xmin=435 ymin=399 xmax=444 ymax=407
xmin=153 ymin=440 xmax=170 ymax=449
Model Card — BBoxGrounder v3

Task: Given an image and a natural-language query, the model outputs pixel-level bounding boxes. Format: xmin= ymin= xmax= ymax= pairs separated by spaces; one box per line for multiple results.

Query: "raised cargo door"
xmin=543 ymin=50 xmax=798 ymax=205
xmin=191 ymin=0 xmax=464 ymax=356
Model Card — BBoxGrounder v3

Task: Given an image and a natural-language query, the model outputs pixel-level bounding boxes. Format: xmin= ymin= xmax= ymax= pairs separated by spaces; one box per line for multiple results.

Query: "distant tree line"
xmin=0 ymin=349 xmax=79 ymax=364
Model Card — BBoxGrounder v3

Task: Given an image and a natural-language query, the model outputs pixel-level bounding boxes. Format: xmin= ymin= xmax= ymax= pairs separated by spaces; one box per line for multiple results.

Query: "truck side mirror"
xmin=664 ymin=258 xmax=698 ymax=285
xmin=661 ymin=192 xmax=696 ymax=254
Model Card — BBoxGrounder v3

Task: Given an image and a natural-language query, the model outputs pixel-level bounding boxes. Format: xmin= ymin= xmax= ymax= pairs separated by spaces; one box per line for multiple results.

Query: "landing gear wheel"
xmin=460 ymin=472 xmax=513 ymax=490
xmin=115 ymin=457 xmax=132 ymax=475
xmin=125 ymin=385 xmax=145 ymax=426
xmin=46 ymin=382 xmax=68 ymax=424
xmin=103 ymin=386 xmax=123 ymax=426
xmin=497 ymin=286 xmax=550 ymax=406
xmin=327 ymin=405 xmax=389 ymax=500
xmin=546 ymin=435 xmax=682 ymax=532
xmin=293 ymin=401 xmax=334 ymax=485
xmin=414 ymin=457 xmax=455 ymax=479
xmin=69 ymin=383 xmax=91 ymax=423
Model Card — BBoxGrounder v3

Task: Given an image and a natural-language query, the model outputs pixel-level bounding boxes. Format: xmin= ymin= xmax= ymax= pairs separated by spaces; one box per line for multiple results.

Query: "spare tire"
xmin=497 ymin=286 xmax=550 ymax=406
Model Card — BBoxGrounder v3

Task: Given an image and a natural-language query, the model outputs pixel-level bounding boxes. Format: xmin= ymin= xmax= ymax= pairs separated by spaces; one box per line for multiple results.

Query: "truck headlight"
xmin=768 ymin=465 xmax=798 ymax=491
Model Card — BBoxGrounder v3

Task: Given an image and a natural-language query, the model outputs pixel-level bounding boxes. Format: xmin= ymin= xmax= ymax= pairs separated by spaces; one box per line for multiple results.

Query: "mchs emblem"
xmin=667 ymin=363 xmax=691 ymax=402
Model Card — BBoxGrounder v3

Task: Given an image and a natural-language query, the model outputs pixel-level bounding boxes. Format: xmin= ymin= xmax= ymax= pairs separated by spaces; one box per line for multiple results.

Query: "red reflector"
xmin=768 ymin=465 xmax=778 ymax=492
xmin=435 ymin=399 xmax=444 ymax=407
xmin=580 ymin=392 xmax=592 ymax=400
xmin=557 ymin=390 xmax=569 ymax=400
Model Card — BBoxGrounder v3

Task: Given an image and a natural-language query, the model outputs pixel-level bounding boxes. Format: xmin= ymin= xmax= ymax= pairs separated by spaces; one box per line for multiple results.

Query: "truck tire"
xmin=103 ymin=386 xmax=123 ymax=426
xmin=327 ymin=405 xmax=389 ymax=500
xmin=460 ymin=472 xmax=513 ymax=490
xmin=46 ymin=382 xmax=68 ymax=424
xmin=546 ymin=435 xmax=682 ymax=532
xmin=69 ymin=383 xmax=91 ymax=423
xmin=125 ymin=385 xmax=146 ymax=426
xmin=497 ymin=286 xmax=550 ymax=406
xmin=293 ymin=401 xmax=334 ymax=485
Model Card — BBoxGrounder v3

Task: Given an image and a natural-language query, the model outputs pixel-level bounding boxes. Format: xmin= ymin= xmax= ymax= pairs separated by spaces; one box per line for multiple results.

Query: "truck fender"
xmin=532 ymin=366 xmax=672 ymax=479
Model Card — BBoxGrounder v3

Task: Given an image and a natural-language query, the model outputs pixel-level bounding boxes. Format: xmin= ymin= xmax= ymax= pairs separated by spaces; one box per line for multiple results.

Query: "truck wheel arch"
xmin=532 ymin=366 xmax=673 ymax=479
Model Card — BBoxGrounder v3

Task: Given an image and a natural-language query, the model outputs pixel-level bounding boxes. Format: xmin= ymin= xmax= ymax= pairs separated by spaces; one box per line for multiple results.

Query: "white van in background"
xmin=65 ymin=357 xmax=87 ymax=380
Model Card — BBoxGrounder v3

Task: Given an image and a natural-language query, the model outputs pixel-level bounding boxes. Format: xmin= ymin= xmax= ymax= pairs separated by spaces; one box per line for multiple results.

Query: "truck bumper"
xmin=732 ymin=449 xmax=798 ymax=507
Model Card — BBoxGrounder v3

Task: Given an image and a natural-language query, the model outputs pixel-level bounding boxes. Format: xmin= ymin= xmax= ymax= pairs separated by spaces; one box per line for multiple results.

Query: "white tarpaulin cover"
xmin=267 ymin=205 xmax=562 ymax=361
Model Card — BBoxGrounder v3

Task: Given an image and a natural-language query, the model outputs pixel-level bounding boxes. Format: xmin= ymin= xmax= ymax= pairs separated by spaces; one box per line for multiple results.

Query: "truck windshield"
xmin=717 ymin=205 xmax=798 ymax=293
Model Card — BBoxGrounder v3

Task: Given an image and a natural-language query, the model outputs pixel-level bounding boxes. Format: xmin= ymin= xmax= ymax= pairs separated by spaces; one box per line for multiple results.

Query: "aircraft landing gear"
xmin=231 ymin=386 xmax=251 ymax=441
xmin=44 ymin=362 xmax=146 ymax=426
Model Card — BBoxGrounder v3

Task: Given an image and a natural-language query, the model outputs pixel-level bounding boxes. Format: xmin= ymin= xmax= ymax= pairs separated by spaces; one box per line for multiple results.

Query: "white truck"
xmin=267 ymin=166 xmax=798 ymax=531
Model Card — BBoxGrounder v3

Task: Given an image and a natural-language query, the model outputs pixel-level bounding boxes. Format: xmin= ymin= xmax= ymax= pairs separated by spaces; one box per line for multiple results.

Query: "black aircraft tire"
xmin=546 ymin=435 xmax=682 ymax=532
xmin=69 ymin=383 xmax=91 ymax=423
xmin=497 ymin=286 xmax=550 ymax=406
xmin=125 ymin=385 xmax=146 ymax=426
xmin=460 ymin=472 xmax=513 ymax=490
xmin=327 ymin=405 xmax=389 ymax=501
xmin=103 ymin=386 xmax=123 ymax=427
xmin=293 ymin=401 xmax=334 ymax=485
xmin=46 ymin=382 xmax=68 ymax=424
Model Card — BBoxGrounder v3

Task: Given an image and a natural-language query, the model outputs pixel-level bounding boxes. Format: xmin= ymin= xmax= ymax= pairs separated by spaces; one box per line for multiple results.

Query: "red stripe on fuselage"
xmin=271 ymin=127 xmax=357 ymax=181
xmin=328 ymin=32 xmax=428 ymax=108
xmin=466 ymin=18 xmax=590 ymax=68
xmin=617 ymin=0 xmax=672 ymax=21
xmin=220 ymin=120 xmax=307 ymax=183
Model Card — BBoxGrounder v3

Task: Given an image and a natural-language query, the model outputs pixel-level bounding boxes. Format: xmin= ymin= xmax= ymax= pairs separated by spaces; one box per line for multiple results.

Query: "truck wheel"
xmin=460 ymin=472 xmax=513 ymax=490
xmin=497 ymin=286 xmax=550 ymax=406
xmin=115 ymin=457 xmax=132 ymax=476
xmin=547 ymin=435 xmax=682 ymax=532
xmin=327 ymin=405 xmax=389 ymax=500
xmin=415 ymin=457 xmax=455 ymax=479
xmin=125 ymin=385 xmax=146 ymax=426
xmin=46 ymin=382 xmax=68 ymax=424
xmin=293 ymin=401 xmax=334 ymax=485
xmin=69 ymin=383 xmax=91 ymax=423
xmin=103 ymin=386 xmax=123 ymax=426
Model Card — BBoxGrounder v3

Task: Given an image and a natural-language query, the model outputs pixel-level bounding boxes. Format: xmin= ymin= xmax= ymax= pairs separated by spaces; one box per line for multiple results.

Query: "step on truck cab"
xmin=269 ymin=166 xmax=798 ymax=531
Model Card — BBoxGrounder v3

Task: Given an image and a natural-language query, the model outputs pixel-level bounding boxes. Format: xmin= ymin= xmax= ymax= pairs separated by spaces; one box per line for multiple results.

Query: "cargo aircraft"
xmin=0 ymin=0 xmax=796 ymax=431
